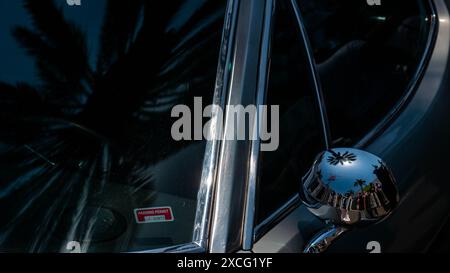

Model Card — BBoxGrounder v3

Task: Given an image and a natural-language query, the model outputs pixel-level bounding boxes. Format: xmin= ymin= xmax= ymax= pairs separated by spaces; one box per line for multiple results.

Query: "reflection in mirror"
xmin=300 ymin=148 xmax=399 ymax=252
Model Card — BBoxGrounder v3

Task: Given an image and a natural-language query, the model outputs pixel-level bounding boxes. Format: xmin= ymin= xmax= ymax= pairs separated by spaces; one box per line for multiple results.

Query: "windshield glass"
xmin=0 ymin=0 xmax=226 ymax=253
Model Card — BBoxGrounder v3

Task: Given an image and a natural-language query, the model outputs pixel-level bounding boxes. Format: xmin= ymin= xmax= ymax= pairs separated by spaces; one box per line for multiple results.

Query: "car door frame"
xmin=206 ymin=0 xmax=332 ymax=253
xmin=252 ymin=0 xmax=445 ymax=253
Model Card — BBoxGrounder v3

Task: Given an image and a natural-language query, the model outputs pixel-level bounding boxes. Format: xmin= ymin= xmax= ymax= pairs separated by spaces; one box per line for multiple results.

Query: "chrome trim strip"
xmin=209 ymin=0 xmax=266 ymax=253
xmin=290 ymin=0 xmax=331 ymax=149
xmin=242 ymin=0 xmax=275 ymax=251
xmin=192 ymin=0 xmax=239 ymax=248
xmin=355 ymin=0 xmax=439 ymax=149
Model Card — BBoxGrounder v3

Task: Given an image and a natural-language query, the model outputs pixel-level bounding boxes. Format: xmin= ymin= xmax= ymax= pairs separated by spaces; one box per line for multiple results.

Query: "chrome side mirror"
xmin=299 ymin=148 xmax=399 ymax=253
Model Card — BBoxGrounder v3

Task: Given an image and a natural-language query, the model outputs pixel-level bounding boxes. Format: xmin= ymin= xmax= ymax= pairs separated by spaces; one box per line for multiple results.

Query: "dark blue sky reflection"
xmin=0 ymin=0 xmax=106 ymax=85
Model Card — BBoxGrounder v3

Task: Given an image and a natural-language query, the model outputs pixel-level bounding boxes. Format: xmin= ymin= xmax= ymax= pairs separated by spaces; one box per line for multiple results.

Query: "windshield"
xmin=0 ymin=0 xmax=226 ymax=253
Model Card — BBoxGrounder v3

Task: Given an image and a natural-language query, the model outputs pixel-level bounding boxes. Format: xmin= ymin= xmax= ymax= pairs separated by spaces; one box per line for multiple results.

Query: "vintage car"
xmin=0 ymin=0 xmax=449 ymax=253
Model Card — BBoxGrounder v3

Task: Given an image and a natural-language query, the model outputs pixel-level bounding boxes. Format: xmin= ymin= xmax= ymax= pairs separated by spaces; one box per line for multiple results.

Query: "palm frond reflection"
xmin=0 ymin=0 xmax=225 ymax=252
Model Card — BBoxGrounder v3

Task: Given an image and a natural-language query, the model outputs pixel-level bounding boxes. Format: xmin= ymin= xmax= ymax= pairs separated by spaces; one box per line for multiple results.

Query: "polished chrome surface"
xmin=300 ymin=148 xmax=399 ymax=253
xmin=192 ymin=0 xmax=238 ymax=250
xmin=242 ymin=0 xmax=275 ymax=251
xmin=209 ymin=0 xmax=266 ymax=253
xmin=303 ymin=226 xmax=348 ymax=253
xmin=301 ymin=148 xmax=399 ymax=226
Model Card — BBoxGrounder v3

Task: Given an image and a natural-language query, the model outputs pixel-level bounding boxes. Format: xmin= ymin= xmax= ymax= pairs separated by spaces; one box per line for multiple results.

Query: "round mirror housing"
xmin=300 ymin=148 xmax=399 ymax=227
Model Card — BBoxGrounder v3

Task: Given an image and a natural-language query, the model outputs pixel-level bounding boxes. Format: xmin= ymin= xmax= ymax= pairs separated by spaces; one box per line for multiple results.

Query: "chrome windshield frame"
xmin=192 ymin=0 xmax=240 ymax=251
xmin=208 ymin=0 xmax=268 ymax=253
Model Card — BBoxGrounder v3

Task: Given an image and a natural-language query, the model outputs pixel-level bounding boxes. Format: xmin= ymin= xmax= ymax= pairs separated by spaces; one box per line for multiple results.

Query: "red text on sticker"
xmin=134 ymin=207 xmax=174 ymax=223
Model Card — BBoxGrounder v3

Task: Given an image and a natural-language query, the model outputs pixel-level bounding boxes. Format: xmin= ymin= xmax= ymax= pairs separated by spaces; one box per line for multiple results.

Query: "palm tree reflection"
xmin=353 ymin=179 xmax=367 ymax=192
xmin=0 ymin=0 xmax=225 ymax=252
xmin=305 ymin=159 xmax=396 ymax=218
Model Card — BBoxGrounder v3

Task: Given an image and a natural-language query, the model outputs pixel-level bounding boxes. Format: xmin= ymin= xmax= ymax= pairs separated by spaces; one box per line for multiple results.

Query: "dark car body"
xmin=0 ymin=0 xmax=449 ymax=253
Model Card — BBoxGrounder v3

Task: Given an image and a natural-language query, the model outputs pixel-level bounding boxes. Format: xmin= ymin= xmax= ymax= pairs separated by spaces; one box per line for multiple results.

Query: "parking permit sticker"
xmin=134 ymin=207 xmax=174 ymax=224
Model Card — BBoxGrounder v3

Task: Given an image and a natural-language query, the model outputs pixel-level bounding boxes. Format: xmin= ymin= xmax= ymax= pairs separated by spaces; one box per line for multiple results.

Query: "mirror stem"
xmin=303 ymin=225 xmax=349 ymax=253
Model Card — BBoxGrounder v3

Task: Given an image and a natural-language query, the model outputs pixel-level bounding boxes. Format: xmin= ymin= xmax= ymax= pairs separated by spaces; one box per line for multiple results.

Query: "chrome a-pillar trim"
xmin=208 ymin=0 xmax=267 ymax=253
xmin=192 ymin=0 xmax=239 ymax=249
